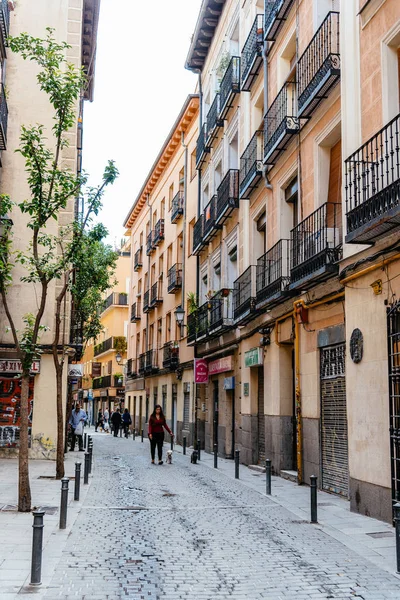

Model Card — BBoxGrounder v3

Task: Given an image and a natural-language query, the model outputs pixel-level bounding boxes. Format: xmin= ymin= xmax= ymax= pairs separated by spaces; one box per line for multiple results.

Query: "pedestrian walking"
xmin=122 ymin=408 xmax=132 ymax=438
xmin=95 ymin=410 xmax=103 ymax=432
xmin=68 ymin=402 xmax=87 ymax=451
xmin=148 ymin=405 xmax=174 ymax=465
xmin=111 ymin=408 xmax=122 ymax=438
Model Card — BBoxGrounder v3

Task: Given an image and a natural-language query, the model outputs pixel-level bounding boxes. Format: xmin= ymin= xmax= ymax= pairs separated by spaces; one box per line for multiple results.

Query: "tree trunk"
xmin=18 ymin=373 xmax=31 ymax=512
xmin=55 ymin=361 xmax=65 ymax=479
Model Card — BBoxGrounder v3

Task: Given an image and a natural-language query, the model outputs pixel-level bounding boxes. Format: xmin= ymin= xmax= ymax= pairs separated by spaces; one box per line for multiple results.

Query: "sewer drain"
xmin=366 ymin=531 xmax=394 ymax=539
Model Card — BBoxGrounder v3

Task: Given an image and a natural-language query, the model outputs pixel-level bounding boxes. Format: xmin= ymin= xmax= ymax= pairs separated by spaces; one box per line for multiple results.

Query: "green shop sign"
xmin=245 ymin=348 xmax=263 ymax=368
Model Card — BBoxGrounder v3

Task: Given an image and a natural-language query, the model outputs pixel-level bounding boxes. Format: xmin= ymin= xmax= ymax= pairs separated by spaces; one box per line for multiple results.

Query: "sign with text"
xmin=208 ymin=356 xmax=233 ymax=375
xmin=92 ymin=362 xmax=101 ymax=378
xmin=194 ymin=358 xmax=209 ymax=383
xmin=0 ymin=359 xmax=40 ymax=375
xmin=245 ymin=348 xmax=263 ymax=368
xmin=68 ymin=364 xmax=83 ymax=378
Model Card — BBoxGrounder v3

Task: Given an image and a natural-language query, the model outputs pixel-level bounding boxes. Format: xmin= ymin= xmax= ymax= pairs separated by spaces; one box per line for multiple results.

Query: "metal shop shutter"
xmin=258 ymin=366 xmax=265 ymax=463
xmin=320 ymin=344 xmax=349 ymax=497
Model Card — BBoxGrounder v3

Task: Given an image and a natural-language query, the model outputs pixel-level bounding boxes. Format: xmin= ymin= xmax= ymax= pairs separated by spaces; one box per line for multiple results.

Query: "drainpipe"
xmin=262 ymin=36 xmax=273 ymax=191
xmin=146 ymin=193 xmax=151 ymax=355
xmin=181 ymin=131 xmax=188 ymax=319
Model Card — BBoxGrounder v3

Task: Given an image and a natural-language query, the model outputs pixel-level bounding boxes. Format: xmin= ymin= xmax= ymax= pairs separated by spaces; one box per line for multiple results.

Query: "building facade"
xmin=124 ymin=95 xmax=199 ymax=445
xmin=0 ymin=0 xmax=100 ymax=458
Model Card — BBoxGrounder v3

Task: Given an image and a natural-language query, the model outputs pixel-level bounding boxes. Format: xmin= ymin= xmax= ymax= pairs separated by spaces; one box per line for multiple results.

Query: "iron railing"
xmin=171 ymin=191 xmax=184 ymax=223
xmin=0 ymin=0 xmax=10 ymax=49
xmin=216 ymin=170 xmax=239 ymax=225
xmin=146 ymin=231 xmax=154 ymax=255
xmin=239 ymin=130 xmax=264 ymax=198
xmin=143 ymin=289 xmax=150 ymax=313
xmin=138 ymin=353 xmax=146 ymax=376
xmin=93 ymin=375 xmax=111 ymax=389
xmin=297 ymin=11 xmax=340 ymax=118
xmin=219 ymin=57 xmax=240 ymax=119
xmin=264 ymin=81 xmax=299 ymax=165
xmin=233 ymin=266 xmax=258 ymax=323
xmin=168 ymin=263 xmax=182 ymax=293
xmin=153 ymin=219 xmax=165 ymax=245
xmin=345 ymin=112 xmax=400 ymax=244
xmin=94 ymin=337 xmax=113 ymax=357
xmin=196 ymin=123 xmax=210 ymax=168
xmin=187 ymin=312 xmax=197 ymax=344
xmin=145 ymin=349 xmax=159 ymax=374
xmin=264 ymin=0 xmax=294 ymax=42
xmin=0 ymin=84 xmax=8 ymax=150
xmin=163 ymin=342 xmax=180 ymax=370
xmin=241 ymin=15 xmax=264 ymax=91
xmin=130 ymin=301 xmax=141 ymax=322
xmin=290 ymin=203 xmax=342 ymax=287
xmin=209 ymin=290 xmax=234 ymax=334
xmin=206 ymin=94 xmax=222 ymax=143
xmin=197 ymin=302 xmax=209 ymax=339
xmin=102 ymin=292 xmax=128 ymax=313
xmin=134 ymin=248 xmax=143 ymax=271
xmin=256 ymin=239 xmax=290 ymax=307
xmin=126 ymin=358 xmax=137 ymax=379
xmin=203 ymin=195 xmax=219 ymax=241
xmin=193 ymin=214 xmax=205 ymax=254
xmin=150 ymin=280 xmax=163 ymax=306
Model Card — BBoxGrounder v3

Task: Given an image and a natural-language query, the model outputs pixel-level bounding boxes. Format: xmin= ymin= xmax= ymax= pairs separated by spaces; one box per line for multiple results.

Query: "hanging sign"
xmin=0 ymin=359 xmax=40 ymax=375
xmin=92 ymin=362 xmax=101 ymax=377
xmin=194 ymin=358 xmax=209 ymax=383
xmin=68 ymin=364 xmax=83 ymax=378
xmin=245 ymin=348 xmax=263 ymax=368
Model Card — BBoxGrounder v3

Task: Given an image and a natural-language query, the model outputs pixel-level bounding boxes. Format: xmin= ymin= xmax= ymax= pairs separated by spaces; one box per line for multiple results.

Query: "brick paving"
xmin=42 ymin=435 xmax=400 ymax=599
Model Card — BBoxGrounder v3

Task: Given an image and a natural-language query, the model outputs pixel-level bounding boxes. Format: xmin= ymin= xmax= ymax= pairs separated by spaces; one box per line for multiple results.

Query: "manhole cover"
xmin=366 ymin=531 xmax=394 ymax=539
xmin=37 ymin=506 xmax=58 ymax=515
xmin=1 ymin=504 xmax=17 ymax=512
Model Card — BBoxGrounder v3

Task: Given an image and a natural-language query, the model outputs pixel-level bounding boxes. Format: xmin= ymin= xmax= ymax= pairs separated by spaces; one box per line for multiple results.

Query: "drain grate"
xmin=0 ymin=504 xmax=17 ymax=512
xmin=115 ymin=505 xmax=148 ymax=511
xmin=37 ymin=506 xmax=58 ymax=515
xmin=366 ymin=531 xmax=394 ymax=539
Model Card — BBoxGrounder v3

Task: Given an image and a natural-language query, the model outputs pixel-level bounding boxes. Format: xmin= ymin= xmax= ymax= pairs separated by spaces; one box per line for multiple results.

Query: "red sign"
xmin=194 ymin=359 xmax=209 ymax=384
xmin=208 ymin=356 xmax=233 ymax=375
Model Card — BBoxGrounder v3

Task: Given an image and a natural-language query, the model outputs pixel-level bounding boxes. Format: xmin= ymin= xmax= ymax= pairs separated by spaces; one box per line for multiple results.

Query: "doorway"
xmin=257 ymin=367 xmax=265 ymax=463
xmin=172 ymin=383 xmax=178 ymax=435
xmin=213 ymin=380 xmax=219 ymax=452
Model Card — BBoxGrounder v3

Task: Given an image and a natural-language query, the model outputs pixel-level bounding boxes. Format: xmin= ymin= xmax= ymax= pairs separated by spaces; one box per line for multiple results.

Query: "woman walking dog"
xmin=148 ymin=405 xmax=173 ymax=465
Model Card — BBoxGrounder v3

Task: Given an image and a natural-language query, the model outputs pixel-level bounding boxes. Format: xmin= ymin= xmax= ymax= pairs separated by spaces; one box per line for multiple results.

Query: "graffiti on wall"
xmin=0 ymin=377 xmax=34 ymax=448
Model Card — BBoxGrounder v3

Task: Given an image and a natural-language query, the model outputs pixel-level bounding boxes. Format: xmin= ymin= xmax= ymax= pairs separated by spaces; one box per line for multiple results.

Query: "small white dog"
xmin=166 ymin=450 xmax=173 ymax=464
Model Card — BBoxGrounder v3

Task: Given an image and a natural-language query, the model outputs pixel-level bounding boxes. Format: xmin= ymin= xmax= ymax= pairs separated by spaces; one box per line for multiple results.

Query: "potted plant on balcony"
xmin=114 ymin=336 xmax=127 ymax=355
xmin=187 ymin=292 xmax=198 ymax=314
xmin=114 ymin=372 xmax=123 ymax=386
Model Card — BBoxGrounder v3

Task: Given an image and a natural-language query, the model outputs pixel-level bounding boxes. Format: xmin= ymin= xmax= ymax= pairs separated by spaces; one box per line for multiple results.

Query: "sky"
xmin=82 ymin=0 xmax=203 ymax=248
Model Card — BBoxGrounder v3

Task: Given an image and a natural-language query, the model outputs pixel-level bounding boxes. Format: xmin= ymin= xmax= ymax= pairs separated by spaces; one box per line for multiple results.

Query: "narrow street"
xmin=42 ymin=435 xmax=400 ymax=600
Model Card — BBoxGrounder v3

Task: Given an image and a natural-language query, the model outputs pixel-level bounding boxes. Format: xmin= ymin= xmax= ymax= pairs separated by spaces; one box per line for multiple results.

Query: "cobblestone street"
xmin=33 ymin=435 xmax=400 ymax=600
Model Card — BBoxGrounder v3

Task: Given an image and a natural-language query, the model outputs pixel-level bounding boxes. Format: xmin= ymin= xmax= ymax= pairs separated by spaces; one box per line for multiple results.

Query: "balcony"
xmin=233 ymin=266 xmax=258 ymax=325
xmin=168 ymin=263 xmax=182 ymax=293
xmin=171 ymin=191 xmax=184 ymax=224
xmin=209 ymin=289 xmax=234 ymax=336
xmin=102 ymin=292 xmax=128 ymax=313
xmin=193 ymin=214 xmax=205 ymax=255
xmin=256 ymin=239 xmax=291 ymax=309
xmin=345 ymin=113 xmax=400 ymax=244
xmin=297 ymin=12 xmax=340 ymax=119
xmin=203 ymin=195 xmax=221 ymax=242
xmin=187 ymin=312 xmax=197 ymax=345
xmin=196 ymin=123 xmax=210 ymax=169
xmin=93 ymin=374 xmax=123 ymax=390
xmin=196 ymin=302 xmax=209 ymax=341
xmin=153 ymin=219 xmax=165 ymax=246
xmin=216 ymin=170 xmax=239 ymax=225
xmin=163 ymin=342 xmax=180 ymax=370
xmin=126 ymin=358 xmax=137 ymax=379
xmin=146 ymin=231 xmax=154 ymax=256
xmin=138 ymin=353 xmax=146 ymax=376
xmin=0 ymin=0 xmax=10 ymax=52
xmin=145 ymin=349 xmax=159 ymax=375
xmin=241 ymin=15 xmax=264 ymax=92
xmin=289 ymin=203 xmax=342 ymax=290
xmin=264 ymin=0 xmax=295 ymax=42
xmin=219 ymin=57 xmax=240 ymax=120
xmin=134 ymin=248 xmax=143 ymax=271
xmin=143 ymin=289 xmax=150 ymax=313
xmin=206 ymin=94 xmax=223 ymax=146
xmin=150 ymin=280 xmax=163 ymax=307
xmin=130 ymin=301 xmax=141 ymax=322
xmin=94 ymin=337 xmax=113 ymax=357
xmin=264 ymin=81 xmax=299 ymax=166
xmin=0 ymin=84 xmax=8 ymax=150
xmin=239 ymin=131 xmax=264 ymax=199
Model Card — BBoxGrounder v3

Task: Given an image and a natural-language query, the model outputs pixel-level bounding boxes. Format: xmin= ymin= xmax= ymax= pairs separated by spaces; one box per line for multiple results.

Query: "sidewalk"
xmin=169 ymin=439 xmax=398 ymax=577
xmin=0 ymin=449 xmax=92 ymax=599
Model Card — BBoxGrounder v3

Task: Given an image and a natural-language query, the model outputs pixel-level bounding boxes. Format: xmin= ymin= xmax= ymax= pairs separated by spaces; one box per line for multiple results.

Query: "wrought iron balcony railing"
xmin=153 ymin=219 xmax=165 ymax=246
xmin=256 ymin=239 xmax=291 ymax=308
xmin=145 ymin=349 xmax=159 ymax=374
xmin=93 ymin=375 xmax=112 ymax=390
xmin=239 ymin=130 xmax=264 ymax=199
xmin=102 ymin=292 xmax=128 ymax=313
xmin=264 ymin=0 xmax=294 ymax=42
xmin=219 ymin=57 xmax=240 ymax=120
xmin=146 ymin=231 xmax=154 ymax=255
xmin=241 ymin=15 xmax=264 ymax=92
xmin=196 ymin=302 xmax=209 ymax=340
xmin=138 ymin=353 xmax=146 ymax=376
xmin=203 ymin=195 xmax=220 ymax=242
xmin=150 ymin=280 xmax=163 ymax=307
xmin=196 ymin=123 xmax=210 ymax=169
xmin=187 ymin=312 xmax=197 ymax=345
xmin=209 ymin=289 xmax=234 ymax=335
xmin=233 ymin=266 xmax=258 ymax=325
xmin=134 ymin=247 xmax=143 ymax=271
xmin=264 ymin=81 xmax=299 ymax=166
xmin=163 ymin=342 xmax=180 ymax=370
xmin=143 ymin=289 xmax=150 ymax=313
xmin=297 ymin=11 xmax=340 ymax=118
xmin=168 ymin=263 xmax=182 ymax=293
xmin=193 ymin=214 xmax=205 ymax=255
xmin=0 ymin=0 xmax=10 ymax=51
xmin=206 ymin=94 xmax=223 ymax=146
xmin=0 ymin=84 xmax=8 ymax=150
xmin=171 ymin=191 xmax=184 ymax=224
xmin=94 ymin=337 xmax=113 ymax=357
xmin=289 ymin=202 xmax=342 ymax=289
xmin=216 ymin=170 xmax=239 ymax=225
xmin=130 ymin=301 xmax=141 ymax=322
xmin=345 ymin=112 xmax=400 ymax=244
xmin=126 ymin=358 xmax=137 ymax=379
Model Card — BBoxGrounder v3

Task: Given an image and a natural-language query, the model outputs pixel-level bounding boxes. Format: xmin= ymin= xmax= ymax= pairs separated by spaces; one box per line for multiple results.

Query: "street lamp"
xmin=174 ymin=305 xmax=185 ymax=337
xmin=115 ymin=351 xmax=122 ymax=364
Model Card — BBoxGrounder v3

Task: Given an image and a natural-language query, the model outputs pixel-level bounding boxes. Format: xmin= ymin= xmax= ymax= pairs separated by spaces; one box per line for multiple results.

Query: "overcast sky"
xmin=81 ymin=0 xmax=202 ymax=248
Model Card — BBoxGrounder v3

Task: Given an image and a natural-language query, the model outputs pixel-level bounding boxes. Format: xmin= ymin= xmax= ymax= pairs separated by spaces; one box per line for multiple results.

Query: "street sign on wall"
xmin=208 ymin=356 xmax=233 ymax=375
xmin=0 ymin=359 xmax=40 ymax=375
xmin=245 ymin=348 xmax=263 ymax=368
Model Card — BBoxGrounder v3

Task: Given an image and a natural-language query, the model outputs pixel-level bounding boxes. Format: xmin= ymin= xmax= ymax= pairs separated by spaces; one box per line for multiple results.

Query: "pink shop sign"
xmin=208 ymin=356 xmax=233 ymax=376
xmin=194 ymin=359 xmax=209 ymax=384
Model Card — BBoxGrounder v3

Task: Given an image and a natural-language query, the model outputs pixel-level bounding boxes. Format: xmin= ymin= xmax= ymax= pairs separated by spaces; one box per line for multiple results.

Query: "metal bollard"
xmin=88 ymin=435 xmax=92 ymax=448
xmin=394 ymin=502 xmax=400 ymax=573
xmin=265 ymin=459 xmax=272 ymax=495
xmin=214 ymin=442 xmax=218 ymax=468
xmin=120 ymin=426 xmax=123 ymax=438
xmin=141 ymin=429 xmax=144 ymax=442
xmin=88 ymin=442 xmax=93 ymax=474
xmin=30 ymin=510 xmax=45 ymax=586
xmin=74 ymin=462 xmax=81 ymax=501
xmin=132 ymin=429 xmax=136 ymax=441
xmin=235 ymin=449 xmax=240 ymax=479
xmin=183 ymin=436 xmax=187 ymax=455
xmin=310 ymin=475 xmax=318 ymax=523
xmin=84 ymin=452 xmax=90 ymax=484
xmin=59 ymin=477 xmax=69 ymax=530
xmin=84 ymin=432 xmax=87 ymax=449
xmin=171 ymin=436 xmax=174 ymax=451
xmin=197 ymin=439 xmax=201 ymax=461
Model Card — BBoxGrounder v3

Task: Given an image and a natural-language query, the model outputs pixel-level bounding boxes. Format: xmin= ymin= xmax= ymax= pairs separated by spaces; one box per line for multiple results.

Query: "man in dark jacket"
xmin=111 ymin=409 xmax=122 ymax=438
xmin=122 ymin=408 xmax=132 ymax=438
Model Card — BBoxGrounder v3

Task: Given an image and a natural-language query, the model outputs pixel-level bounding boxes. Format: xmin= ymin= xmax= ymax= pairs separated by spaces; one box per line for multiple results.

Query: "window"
xmin=327 ymin=140 xmax=342 ymax=206
xmin=161 ymin=199 xmax=165 ymax=220
xmin=256 ymin=211 xmax=267 ymax=257
xmin=157 ymin=318 xmax=162 ymax=349
xmin=140 ymin=231 xmax=143 ymax=247
xmin=177 ymin=233 xmax=183 ymax=264
xmin=215 ymin=161 xmax=222 ymax=192
xmin=285 ymin=176 xmax=299 ymax=229
xmin=107 ymin=360 xmax=112 ymax=375
xmin=188 ymin=219 xmax=195 ymax=257
xmin=190 ymin=149 xmax=197 ymax=180
xmin=162 ymin=385 xmax=167 ymax=414
xmin=159 ymin=254 xmax=164 ymax=279
xmin=202 ymin=184 xmax=209 ymax=212
xmin=149 ymin=324 xmax=154 ymax=350
xmin=152 ymin=210 xmax=157 ymax=229
xmin=151 ymin=264 xmax=156 ymax=286
xmin=137 ymin=279 xmax=142 ymax=296
xmin=167 ymin=244 xmax=173 ymax=270
xmin=166 ymin=312 xmax=171 ymax=342
xmin=179 ymin=167 xmax=185 ymax=192
xmin=229 ymin=134 xmax=239 ymax=170
xmin=168 ymin=184 xmax=174 ymax=211
xmin=136 ymin=332 xmax=140 ymax=356
xmin=382 ymin=27 xmax=400 ymax=122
